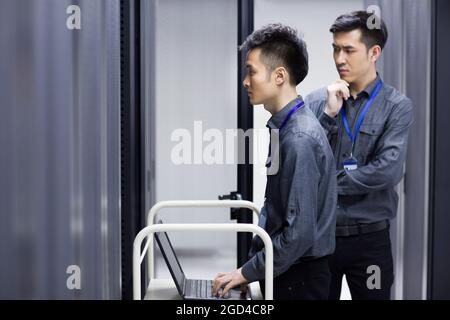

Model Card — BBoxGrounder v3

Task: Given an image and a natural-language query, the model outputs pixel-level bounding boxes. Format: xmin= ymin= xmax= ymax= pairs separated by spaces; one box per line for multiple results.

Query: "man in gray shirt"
xmin=212 ymin=23 xmax=336 ymax=300
xmin=306 ymin=11 xmax=413 ymax=299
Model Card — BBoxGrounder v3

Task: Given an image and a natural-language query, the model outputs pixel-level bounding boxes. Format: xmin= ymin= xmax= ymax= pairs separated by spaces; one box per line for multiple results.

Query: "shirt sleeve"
xmin=305 ymin=90 xmax=337 ymax=141
xmin=318 ymin=111 xmax=338 ymax=141
xmin=241 ymin=133 xmax=321 ymax=282
xmin=338 ymin=98 xmax=414 ymax=195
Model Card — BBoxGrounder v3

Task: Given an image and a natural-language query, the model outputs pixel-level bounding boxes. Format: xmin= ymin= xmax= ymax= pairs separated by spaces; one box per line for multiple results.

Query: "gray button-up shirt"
xmin=305 ymin=75 xmax=414 ymax=225
xmin=241 ymin=96 xmax=337 ymax=283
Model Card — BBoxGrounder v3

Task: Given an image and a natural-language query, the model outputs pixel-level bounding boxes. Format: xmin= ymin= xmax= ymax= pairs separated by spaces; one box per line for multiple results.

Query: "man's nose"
xmin=336 ymin=51 xmax=346 ymax=65
xmin=243 ymin=77 xmax=249 ymax=89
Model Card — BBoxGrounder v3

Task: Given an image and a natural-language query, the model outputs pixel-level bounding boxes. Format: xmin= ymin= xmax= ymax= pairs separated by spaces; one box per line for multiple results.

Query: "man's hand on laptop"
xmin=212 ymin=267 xmax=248 ymax=298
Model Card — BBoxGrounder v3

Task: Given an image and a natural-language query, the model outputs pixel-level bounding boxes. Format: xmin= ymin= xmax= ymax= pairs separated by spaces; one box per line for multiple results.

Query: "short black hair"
xmin=330 ymin=11 xmax=388 ymax=50
xmin=239 ymin=23 xmax=308 ymax=86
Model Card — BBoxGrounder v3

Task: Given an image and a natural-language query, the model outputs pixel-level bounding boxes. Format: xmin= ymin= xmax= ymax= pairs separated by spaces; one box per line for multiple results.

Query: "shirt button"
xmin=337 ymin=205 xmax=340 ymax=208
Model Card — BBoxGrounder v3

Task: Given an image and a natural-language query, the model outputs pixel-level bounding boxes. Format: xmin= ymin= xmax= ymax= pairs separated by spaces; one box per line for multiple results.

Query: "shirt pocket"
xmin=356 ymin=123 xmax=384 ymax=164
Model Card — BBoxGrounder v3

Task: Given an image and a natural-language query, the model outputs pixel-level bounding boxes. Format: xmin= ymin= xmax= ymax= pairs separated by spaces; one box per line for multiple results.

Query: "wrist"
xmin=237 ymin=267 xmax=248 ymax=282
xmin=324 ymin=104 xmax=338 ymax=118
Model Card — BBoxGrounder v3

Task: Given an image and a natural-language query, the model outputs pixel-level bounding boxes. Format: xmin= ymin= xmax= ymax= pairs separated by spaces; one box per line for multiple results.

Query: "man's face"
xmin=242 ymin=48 xmax=277 ymax=106
xmin=332 ymin=29 xmax=373 ymax=84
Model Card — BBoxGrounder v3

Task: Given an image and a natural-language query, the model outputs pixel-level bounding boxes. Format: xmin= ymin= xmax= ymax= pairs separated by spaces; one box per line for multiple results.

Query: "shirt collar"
xmin=358 ymin=73 xmax=382 ymax=98
xmin=267 ymin=95 xmax=304 ymax=130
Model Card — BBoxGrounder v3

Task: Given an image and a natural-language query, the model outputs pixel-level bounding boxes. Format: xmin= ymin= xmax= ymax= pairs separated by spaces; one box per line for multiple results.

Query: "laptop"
xmin=154 ymin=220 xmax=251 ymax=300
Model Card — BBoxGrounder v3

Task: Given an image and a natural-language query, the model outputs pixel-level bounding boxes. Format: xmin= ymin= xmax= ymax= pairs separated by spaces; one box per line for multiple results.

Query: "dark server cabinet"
xmin=429 ymin=0 xmax=450 ymax=300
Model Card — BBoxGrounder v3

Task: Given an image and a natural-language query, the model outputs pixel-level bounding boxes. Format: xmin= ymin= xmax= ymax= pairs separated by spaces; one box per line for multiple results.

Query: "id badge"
xmin=343 ymin=157 xmax=358 ymax=171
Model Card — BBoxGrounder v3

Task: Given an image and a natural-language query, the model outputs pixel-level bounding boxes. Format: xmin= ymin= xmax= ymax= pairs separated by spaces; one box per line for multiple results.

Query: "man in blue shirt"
xmin=306 ymin=11 xmax=414 ymax=300
xmin=212 ymin=23 xmax=337 ymax=300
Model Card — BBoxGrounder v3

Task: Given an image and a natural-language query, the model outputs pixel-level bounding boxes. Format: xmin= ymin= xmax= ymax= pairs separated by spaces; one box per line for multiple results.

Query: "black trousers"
xmin=259 ymin=255 xmax=331 ymax=300
xmin=328 ymin=228 xmax=394 ymax=300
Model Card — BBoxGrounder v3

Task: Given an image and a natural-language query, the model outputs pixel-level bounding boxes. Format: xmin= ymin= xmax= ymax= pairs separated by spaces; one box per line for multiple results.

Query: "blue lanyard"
xmin=279 ymin=100 xmax=305 ymax=131
xmin=340 ymin=80 xmax=382 ymax=153
xmin=266 ymin=100 xmax=304 ymax=168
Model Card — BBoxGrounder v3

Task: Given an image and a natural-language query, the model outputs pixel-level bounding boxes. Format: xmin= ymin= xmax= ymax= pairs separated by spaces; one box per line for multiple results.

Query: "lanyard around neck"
xmin=279 ymin=100 xmax=305 ymax=131
xmin=266 ymin=100 xmax=304 ymax=168
xmin=340 ymin=79 xmax=382 ymax=151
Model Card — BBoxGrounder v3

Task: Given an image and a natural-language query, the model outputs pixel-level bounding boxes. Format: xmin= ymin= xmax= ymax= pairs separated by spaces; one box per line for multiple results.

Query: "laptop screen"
xmin=154 ymin=229 xmax=186 ymax=294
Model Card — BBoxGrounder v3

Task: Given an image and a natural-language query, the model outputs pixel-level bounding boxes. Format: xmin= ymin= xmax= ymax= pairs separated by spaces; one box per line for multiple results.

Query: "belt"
xmin=335 ymin=220 xmax=389 ymax=237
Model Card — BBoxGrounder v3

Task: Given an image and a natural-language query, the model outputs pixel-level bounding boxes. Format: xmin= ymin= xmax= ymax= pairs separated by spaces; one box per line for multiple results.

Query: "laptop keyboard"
xmin=187 ymin=279 xmax=213 ymax=299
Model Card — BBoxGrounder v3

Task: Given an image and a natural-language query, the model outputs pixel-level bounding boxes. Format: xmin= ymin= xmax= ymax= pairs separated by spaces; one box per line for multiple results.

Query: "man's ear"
xmin=369 ymin=45 xmax=382 ymax=63
xmin=274 ymin=67 xmax=288 ymax=86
